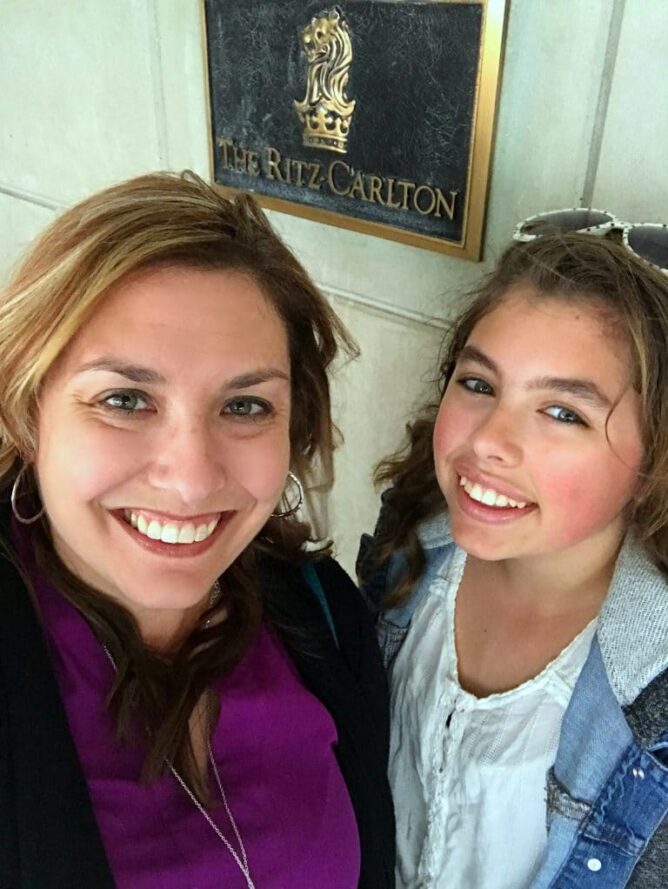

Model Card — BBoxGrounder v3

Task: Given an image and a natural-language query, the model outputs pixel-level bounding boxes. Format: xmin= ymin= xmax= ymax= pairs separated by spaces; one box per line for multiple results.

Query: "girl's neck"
xmin=466 ymin=532 xmax=625 ymax=618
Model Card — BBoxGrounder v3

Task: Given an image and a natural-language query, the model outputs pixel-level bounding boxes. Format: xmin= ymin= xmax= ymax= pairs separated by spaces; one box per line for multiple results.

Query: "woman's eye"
xmin=544 ymin=405 xmax=586 ymax=425
xmin=224 ymin=397 xmax=270 ymax=418
xmin=458 ymin=377 xmax=494 ymax=395
xmin=100 ymin=391 xmax=151 ymax=413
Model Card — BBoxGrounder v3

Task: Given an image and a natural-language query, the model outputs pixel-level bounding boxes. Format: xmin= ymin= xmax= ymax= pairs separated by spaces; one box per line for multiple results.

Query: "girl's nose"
xmin=469 ymin=406 xmax=522 ymax=466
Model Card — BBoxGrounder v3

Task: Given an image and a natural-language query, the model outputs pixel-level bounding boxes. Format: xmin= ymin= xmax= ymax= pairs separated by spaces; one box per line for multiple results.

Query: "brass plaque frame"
xmin=201 ymin=1 xmax=508 ymax=260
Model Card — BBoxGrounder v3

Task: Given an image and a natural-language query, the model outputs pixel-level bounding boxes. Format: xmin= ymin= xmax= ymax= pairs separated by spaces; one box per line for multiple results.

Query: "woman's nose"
xmin=469 ymin=405 xmax=523 ymax=466
xmin=147 ymin=422 xmax=226 ymax=508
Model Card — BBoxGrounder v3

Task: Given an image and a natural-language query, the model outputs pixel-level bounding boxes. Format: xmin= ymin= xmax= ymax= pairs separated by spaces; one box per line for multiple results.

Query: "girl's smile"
xmin=434 ymin=287 xmax=644 ymax=569
xmin=455 ymin=472 xmax=538 ymax=523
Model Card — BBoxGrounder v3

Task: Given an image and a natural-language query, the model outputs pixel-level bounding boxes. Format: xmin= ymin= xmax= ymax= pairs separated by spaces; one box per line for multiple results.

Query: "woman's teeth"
xmin=123 ymin=511 xmax=220 ymax=544
xmin=459 ymin=475 xmax=527 ymax=509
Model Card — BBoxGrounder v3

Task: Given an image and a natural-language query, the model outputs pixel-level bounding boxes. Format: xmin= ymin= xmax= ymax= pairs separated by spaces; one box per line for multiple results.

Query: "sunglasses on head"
xmin=513 ymin=208 xmax=668 ymax=275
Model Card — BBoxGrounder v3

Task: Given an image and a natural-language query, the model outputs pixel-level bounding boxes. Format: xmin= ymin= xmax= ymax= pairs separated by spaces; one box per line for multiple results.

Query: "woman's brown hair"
xmin=367 ymin=234 xmax=668 ymax=607
xmin=0 ymin=170 xmax=357 ymax=801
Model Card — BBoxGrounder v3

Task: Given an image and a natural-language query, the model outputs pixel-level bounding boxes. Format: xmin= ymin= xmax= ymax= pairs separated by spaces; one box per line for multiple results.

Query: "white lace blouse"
xmin=389 ymin=545 xmax=597 ymax=889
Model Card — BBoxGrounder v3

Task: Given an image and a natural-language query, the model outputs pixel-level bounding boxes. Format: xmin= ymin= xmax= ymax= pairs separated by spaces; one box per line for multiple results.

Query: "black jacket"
xmin=0 ymin=540 xmax=395 ymax=889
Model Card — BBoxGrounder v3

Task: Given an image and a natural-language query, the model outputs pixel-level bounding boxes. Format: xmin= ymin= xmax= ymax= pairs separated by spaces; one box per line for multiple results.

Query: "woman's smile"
xmin=109 ymin=508 xmax=237 ymax=558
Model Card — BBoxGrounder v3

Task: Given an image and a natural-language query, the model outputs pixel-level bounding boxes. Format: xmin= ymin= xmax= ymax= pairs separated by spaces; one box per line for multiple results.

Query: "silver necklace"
xmin=168 ymin=743 xmax=255 ymax=888
xmin=101 ymin=584 xmax=256 ymax=888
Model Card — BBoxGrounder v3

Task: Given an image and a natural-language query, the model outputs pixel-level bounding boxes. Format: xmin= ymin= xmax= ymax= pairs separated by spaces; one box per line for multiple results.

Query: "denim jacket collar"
xmin=415 ymin=512 xmax=668 ymax=705
xmin=598 ymin=532 xmax=668 ymax=706
xmin=416 ymin=511 xmax=454 ymax=550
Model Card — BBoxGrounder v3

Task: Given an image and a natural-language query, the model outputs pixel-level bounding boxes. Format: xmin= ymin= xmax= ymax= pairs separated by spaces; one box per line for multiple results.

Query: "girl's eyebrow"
xmin=458 ymin=344 xmax=612 ymax=409
xmin=73 ymin=358 xmax=290 ymax=388
xmin=458 ymin=344 xmax=498 ymax=374
xmin=528 ymin=376 xmax=612 ymax=409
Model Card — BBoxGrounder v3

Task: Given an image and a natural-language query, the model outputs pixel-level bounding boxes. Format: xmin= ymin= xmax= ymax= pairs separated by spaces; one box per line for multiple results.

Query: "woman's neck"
xmin=136 ymin=602 xmax=207 ymax=654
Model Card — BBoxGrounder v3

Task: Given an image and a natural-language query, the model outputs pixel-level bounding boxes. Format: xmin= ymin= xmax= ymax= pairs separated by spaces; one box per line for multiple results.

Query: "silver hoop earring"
xmin=271 ymin=471 xmax=304 ymax=518
xmin=11 ymin=463 xmax=45 ymax=525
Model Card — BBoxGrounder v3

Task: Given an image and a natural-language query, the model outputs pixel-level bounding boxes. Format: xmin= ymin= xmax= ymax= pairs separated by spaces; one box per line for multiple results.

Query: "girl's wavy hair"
xmin=368 ymin=233 xmax=668 ymax=607
xmin=0 ymin=170 xmax=357 ymax=802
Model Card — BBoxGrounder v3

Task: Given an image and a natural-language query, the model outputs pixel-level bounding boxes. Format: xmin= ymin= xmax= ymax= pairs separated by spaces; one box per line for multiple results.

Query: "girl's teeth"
xmin=459 ymin=476 xmax=529 ymax=510
xmin=124 ymin=511 xmax=220 ymax=545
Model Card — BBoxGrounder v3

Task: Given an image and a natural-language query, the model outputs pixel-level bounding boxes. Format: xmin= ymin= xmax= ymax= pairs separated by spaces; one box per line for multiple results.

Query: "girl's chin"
xmin=449 ymin=520 xmax=520 ymax=562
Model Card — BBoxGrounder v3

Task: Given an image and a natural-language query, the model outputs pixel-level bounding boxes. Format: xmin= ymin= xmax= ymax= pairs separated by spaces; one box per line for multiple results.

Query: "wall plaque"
xmin=202 ymin=0 xmax=507 ymax=259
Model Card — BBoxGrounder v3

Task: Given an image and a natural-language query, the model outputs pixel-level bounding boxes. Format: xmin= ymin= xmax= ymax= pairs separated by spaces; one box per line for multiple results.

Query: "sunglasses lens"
xmin=520 ymin=209 xmax=613 ymax=236
xmin=627 ymin=226 xmax=668 ymax=271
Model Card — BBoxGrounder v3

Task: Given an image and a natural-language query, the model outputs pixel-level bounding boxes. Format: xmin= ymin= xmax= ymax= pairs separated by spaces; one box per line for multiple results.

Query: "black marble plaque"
xmin=204 ymin=1 xmax=504 ymax=256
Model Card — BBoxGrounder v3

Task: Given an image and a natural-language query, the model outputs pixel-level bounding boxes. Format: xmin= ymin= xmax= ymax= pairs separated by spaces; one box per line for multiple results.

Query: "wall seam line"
xmin=580 ymin=0 xmax=626 ymax=208
xmin=320 ymin=282 xmax=450 ymax=330
xmin=0 ymin=183 xmax=65 ymax=212
xmin=146 ymin=0 xmax=170 ymax=167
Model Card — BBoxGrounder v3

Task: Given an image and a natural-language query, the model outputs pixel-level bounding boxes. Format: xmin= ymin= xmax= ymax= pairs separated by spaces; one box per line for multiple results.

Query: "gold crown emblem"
xmin=294 ymin=7 xmax=356 ymax=155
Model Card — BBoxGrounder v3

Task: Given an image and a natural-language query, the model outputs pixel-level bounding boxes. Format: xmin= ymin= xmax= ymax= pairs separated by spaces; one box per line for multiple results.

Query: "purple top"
xmin=21 ymin=534 xmax=360 ymax=888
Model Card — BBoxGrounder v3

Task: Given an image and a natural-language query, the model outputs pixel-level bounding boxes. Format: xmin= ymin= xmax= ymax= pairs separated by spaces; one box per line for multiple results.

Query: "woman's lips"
xmin=110 ymin=509 xmax=235 ymax=558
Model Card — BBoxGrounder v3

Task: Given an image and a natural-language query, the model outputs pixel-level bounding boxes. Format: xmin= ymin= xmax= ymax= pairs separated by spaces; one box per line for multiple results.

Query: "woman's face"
xmin=433 ymin=288 xmax=644 ymax=571
xmin=35 ymin=265 xmax=291 ymax=624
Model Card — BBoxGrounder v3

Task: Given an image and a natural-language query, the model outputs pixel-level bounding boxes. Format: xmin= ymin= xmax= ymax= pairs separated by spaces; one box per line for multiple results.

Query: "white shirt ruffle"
xmin=390 ymin=545 xmax=597 ymax=889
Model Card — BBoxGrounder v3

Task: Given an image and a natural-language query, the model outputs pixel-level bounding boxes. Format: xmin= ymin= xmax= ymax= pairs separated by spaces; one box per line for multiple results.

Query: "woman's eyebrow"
xmin=74 ymin=358 xmax=165 ymax=384
xmin=226 ymin=369 xmax=290 ymax=389
xmin=73 ymin=358 xmax=290 ymax=389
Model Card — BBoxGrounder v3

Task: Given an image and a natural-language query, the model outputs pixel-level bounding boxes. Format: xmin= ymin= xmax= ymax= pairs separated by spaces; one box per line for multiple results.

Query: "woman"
xmin=0 ymin=171 xmax=394 ymax=888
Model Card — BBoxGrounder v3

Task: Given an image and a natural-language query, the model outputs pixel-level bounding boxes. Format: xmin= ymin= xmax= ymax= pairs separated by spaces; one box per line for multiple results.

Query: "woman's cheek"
xmin=225 ymin=430 xmax=290 ymax=503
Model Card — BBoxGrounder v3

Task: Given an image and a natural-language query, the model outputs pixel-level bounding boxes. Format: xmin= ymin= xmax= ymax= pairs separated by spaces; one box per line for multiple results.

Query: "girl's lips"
xmin=455 ymin=467 xmax=533 ymax=505
xmin=455 ymin=482 xmax=537 ymax=524
xmin=110 ymin=509 xmax=235 ymax=559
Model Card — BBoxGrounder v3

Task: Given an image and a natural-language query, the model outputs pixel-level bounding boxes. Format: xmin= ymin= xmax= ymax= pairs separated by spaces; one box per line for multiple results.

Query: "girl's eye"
xmin=544 ymin=405 xmax=586 ymax=425
xmin=458 ymin=377 xmax=494 ymax=396
xmin=223 ymin=397 xmax=270 ymax=418
xmin=100 ymin=391 xmax=151 ymax=413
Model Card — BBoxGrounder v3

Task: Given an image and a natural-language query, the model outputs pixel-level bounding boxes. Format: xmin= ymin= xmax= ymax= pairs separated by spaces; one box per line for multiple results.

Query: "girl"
xmin=359 ymin=233 xmax=668 ymax=888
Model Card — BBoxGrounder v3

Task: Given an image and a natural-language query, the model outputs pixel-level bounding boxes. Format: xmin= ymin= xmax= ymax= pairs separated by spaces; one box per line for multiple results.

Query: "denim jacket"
xmin=358 ymin=512 xmax=668 ymax=888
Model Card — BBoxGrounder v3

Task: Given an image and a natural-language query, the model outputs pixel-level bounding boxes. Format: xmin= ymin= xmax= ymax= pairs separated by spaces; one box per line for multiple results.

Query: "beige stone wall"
xmin=2 ymin=0 xmax=666 ymax=571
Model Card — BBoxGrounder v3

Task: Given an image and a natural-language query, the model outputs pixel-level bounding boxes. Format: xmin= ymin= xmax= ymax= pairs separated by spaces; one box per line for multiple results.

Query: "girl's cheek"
xmin=433 ymin=401 xmax=470 ymax=461
xmin=539 ymin=461 xmax=630 ymax=547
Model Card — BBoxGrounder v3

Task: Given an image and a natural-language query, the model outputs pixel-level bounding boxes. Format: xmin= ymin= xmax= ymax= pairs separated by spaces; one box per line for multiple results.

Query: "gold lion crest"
xmin=294 ymin=7 xmax=356 ymax=154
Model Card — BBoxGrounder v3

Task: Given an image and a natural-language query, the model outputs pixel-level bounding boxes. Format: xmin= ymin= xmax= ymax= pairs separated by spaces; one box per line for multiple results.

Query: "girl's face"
xmin=433 ymin=287 xmax=644 ymax=568
xmin=35 ymin=265 xmax=291 ymax=622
